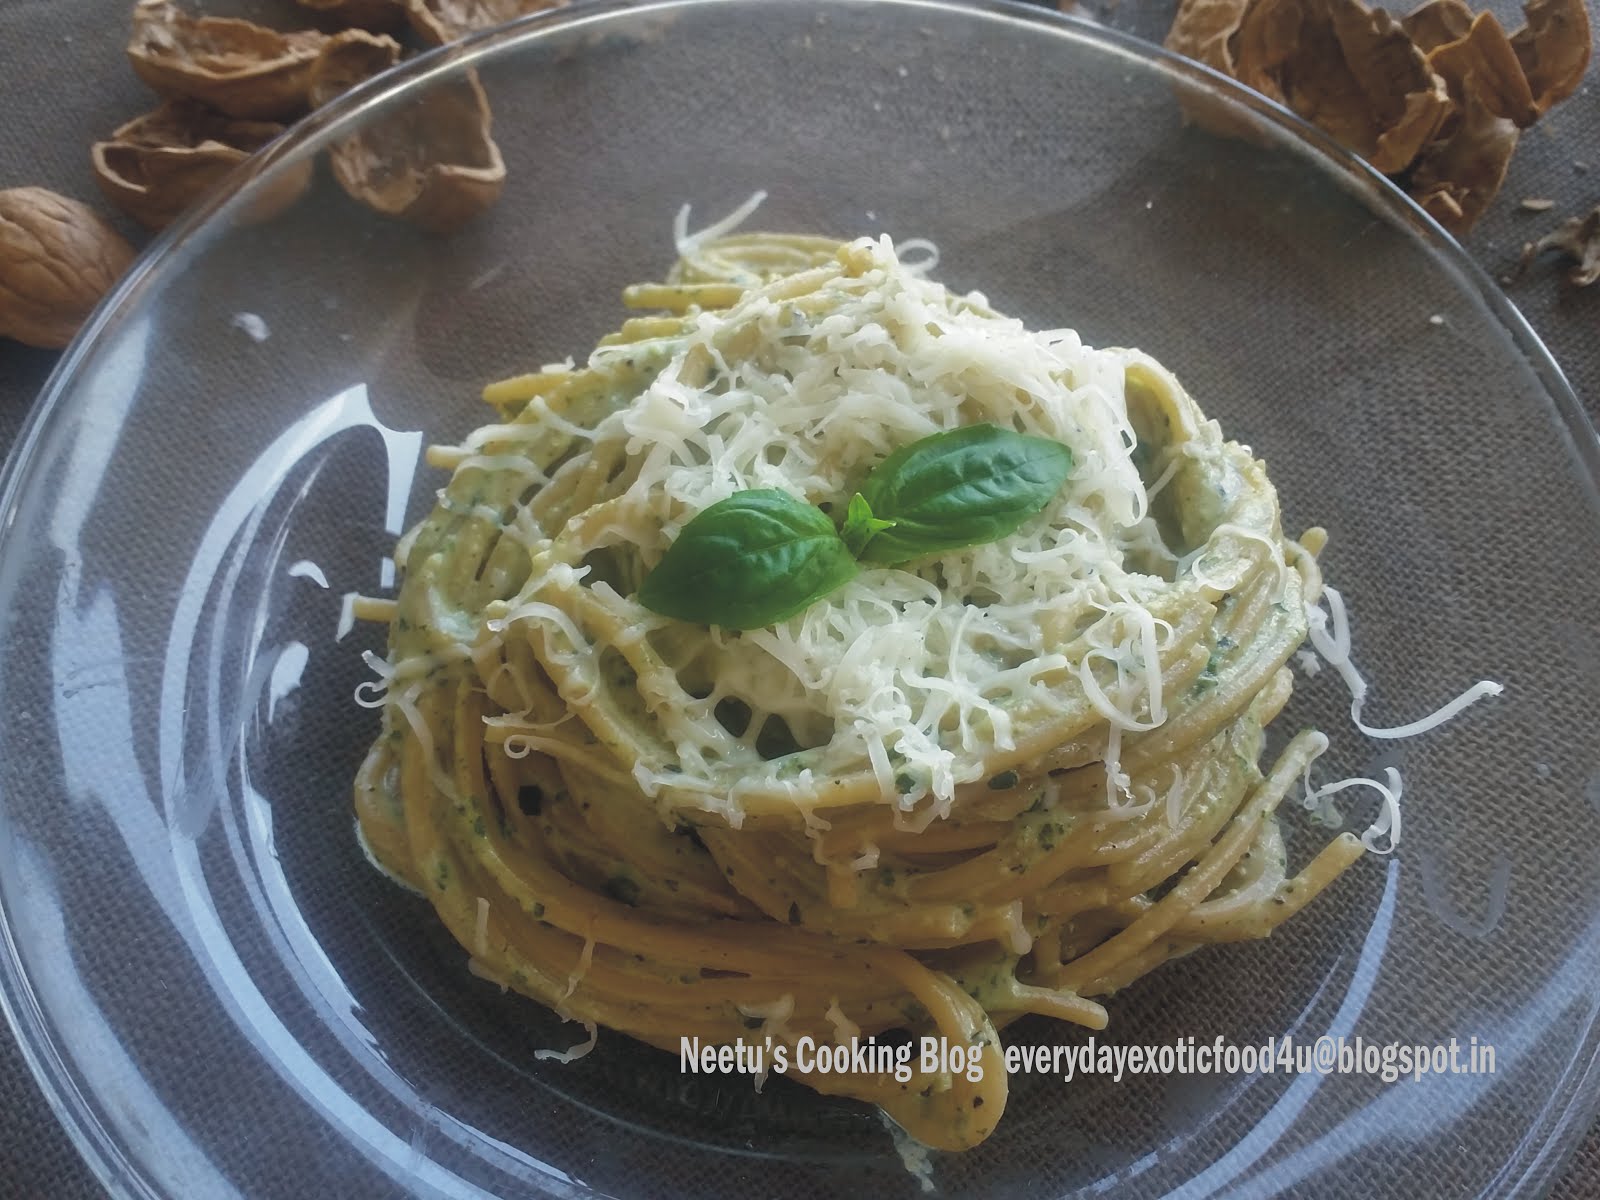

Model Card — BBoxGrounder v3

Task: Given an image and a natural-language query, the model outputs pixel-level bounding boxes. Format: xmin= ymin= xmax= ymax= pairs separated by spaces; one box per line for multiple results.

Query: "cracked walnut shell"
xmin=1166 ymin=0 xmax=1591 ymax=232
xmin=128 ymin=0 xmax=330 ymax=121
xmin=309 ymin=30 xmax=506 ymax=233
xmin=91 ymin=100 xmax=309 ymax=231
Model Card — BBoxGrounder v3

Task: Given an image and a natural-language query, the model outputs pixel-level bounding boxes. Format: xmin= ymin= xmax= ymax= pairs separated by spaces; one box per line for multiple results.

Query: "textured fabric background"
xmin=0 ymin=1 xmax=1596 ymax=1197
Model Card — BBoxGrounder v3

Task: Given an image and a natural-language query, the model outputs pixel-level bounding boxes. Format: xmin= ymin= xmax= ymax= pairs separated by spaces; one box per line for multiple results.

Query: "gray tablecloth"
xmin=0 ymin=1 xmax=1596 ymax=1197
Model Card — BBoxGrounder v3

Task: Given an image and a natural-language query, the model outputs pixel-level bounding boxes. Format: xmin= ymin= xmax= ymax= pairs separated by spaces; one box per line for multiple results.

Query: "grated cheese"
xmin=512 ymin=233 xmax=1176 ymax=815
xmin=561 ymin=929 xmax=597 ymax=1003
xmin=1164 ymin=764 xmax=1188 ymax=828
xmin=1297 ymin=729 xmax=1404 ymax=853
xmin=1310 ymin=770 xmax=1404 ymax=854
xmin=1307 ymin=585 xmax=1503 ymax=738
xmin=825 ymin=998 xmax=862 ymax=1045
xmin=534 ymin=1021 xmax=599 ymax=1063
xmin=474 ymin=205 xmax=1503 ymax=845
xmin=1001 ymin=901 xmax=1033 ymax=955
xmin=736 ymin=994 xmax=795 ymax=1092
xmin=880 ymin=1111 xmax=937 ymax=1194
xmin=674 ymin=190 xmax=770 ymax=262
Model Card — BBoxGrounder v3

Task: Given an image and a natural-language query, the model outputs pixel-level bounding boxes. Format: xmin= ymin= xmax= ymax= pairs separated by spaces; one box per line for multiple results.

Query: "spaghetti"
xmin=355 ymin=217 xmax=1380 ymax=1151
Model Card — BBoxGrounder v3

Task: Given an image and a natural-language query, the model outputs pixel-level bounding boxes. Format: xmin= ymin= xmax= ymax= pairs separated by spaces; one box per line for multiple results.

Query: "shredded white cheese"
xmin=1312 ymin=770 xmax=1404 ymax=854
xmin=1163 ymin=764 xmax=1188 ymax=829
xmin=230 ymin=311 xmax=270 ymax=342
xmin=825 ymin=998 xmax=862 ymax=1045
xmin=534 ymin=1021 xmax=599 ymax=1063
xmin=736 ymin=994 xmax=796 ymax=1092
xmin=287 ymin=559 xmax=329 ymax=589
xmin=1297 ymin=729 xmax=1403 ymax=854
xmin=1001 ymin=901 xmax=1033 ymax=955
xmin=352 ymin=649 xmax=392 ymax=708
xmin=561 ymin=930 xmax=597 ymax=1003
xmin=1307 ymin=585 xmax=1503 ymax=739
xmin=1293 ymin=648 xmax=1322 ymax=678
xmin=528 ymin=235 xmax=1176 ymax=816
xmin=674 ymin=190 xmax=769 ymax=261
xmin=880 ymin=1111 xmax=937 ymax=1194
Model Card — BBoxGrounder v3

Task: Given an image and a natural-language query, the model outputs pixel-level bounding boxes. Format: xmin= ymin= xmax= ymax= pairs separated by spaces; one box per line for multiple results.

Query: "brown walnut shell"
xmin=128 ymin=0 xmax=329 ymax=121
xmin=1231 ymin=0 xmax=1451 ymax=176
xmin=1509 ymin=0 xmax=1591 ymax=115
xmin=1425 ymin=12 xmax=1538 ymax=127
xmin=1408 ymin=89 xmax=1519 ymax=232
xmin=1164 ymin=0 xmax=1592 ymax=232
xmin=309 ymin=30 xmax=506 ymax=233
xmin=91 ymin=100 xmax=310 ymax=231
xmin=1514 ymin=207 xmax=1600 ymax=287
xmin=1401 ymin=0 xmax=1475 ymax=50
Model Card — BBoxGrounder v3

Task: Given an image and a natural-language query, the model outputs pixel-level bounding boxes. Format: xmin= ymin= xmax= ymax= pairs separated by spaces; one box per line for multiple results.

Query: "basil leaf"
xmin=856 ymin=425 xmax=1073 ymax=565
xmin=839 ymin=492 xmax=897 ymax=558
xmin=637 ymin=489 xmax=857 ymax=630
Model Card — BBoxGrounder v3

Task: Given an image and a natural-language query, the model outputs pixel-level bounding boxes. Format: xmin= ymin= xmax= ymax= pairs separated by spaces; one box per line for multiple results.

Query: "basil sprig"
xmin=637 ymin=426 xmax=1072 ymax=630
xmin=839 ymin=492 xmax=896 ymax=557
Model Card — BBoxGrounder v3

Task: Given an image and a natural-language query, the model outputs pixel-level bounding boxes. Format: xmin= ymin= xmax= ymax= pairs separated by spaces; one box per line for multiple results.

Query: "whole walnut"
xmin=0 ymin=188 xmax=137 ymax=350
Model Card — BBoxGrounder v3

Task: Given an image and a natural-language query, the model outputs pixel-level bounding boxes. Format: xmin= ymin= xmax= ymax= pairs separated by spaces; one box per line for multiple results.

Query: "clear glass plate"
xmin=2 ymin=1 xmax=1598 ymax=1196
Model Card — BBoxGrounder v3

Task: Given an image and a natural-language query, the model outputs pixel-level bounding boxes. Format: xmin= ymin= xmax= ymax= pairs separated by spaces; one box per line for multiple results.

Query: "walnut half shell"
xmin=1409 ymin=89 xmax=1520 ymax=231
xmin=309 ymin=30 xmax=506 ymax=233
xmin=128 ymin=0 xmax=329 ymax=121
xmin=1514 ymin=207 xmax=1600 ymax=286
xmin=405 ymin=0 xmax=568 ymax=47
xmin=307 ymin=29 xmax=405 ymax=105
xmin=91 ymin=100 xmax=309 ymax=231
xmin=1509 ymin=0 xmax=1591 ymax=115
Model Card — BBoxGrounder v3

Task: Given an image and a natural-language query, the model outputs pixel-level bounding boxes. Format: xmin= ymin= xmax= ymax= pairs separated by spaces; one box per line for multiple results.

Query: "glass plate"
xmin=2 ymin=1 xmax=1598 ymax=1196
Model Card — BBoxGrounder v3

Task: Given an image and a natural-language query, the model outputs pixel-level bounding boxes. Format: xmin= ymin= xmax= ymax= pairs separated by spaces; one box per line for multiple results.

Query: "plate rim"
xmin=1 ymin=1 xmax=1596 ymax=1196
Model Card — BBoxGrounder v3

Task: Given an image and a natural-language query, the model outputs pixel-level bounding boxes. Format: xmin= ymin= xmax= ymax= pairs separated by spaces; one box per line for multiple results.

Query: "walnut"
xmin=1406 ymin=0 xmax=1589 ymax=231
xmin=1409 ymin=90 xmax=1519 ymax=230
xmin=309 ymin=31 xmax=506 ymax=233
xmin=1164 ymin=0 xmax=1593 ymax=232
xmin=1163 ymin=0 xmax=1279 ymax=143
xmin=0 ymin=188 xmax=137 ymax=350
xmin=128 ymin=0 xmax=329 ymax=121
xmin=295 ymin=0 xmax=411 ymax=33
xmin=1425 ymin=13 xmax=1537 ymax=126
xmin=1401 ymin=0 xmax=1474 ymax=50
xmin=91 ymin=100 xmax=309 ymax=231
xmin=1232 ymin=0 xmax=1451 ymax=174
xmin=1166 ymin=0 xmax=1255 ymax=74
xmin=405 ymin=0 xmax=567 ymax=47
xmin=1509 ymin=0 xmax=1591 ymax=115
xmin=1513 ymin=207 xmax=1600 ymax=286
xmin=307 ymin=28 xmax=405 ymax=105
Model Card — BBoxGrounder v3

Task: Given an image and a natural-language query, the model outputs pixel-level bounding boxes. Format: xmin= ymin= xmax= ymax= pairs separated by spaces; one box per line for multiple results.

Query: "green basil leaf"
xmin=839 ymin=492 xmax=897 ymax=558
xmin=856 ymin=425 xmax=1073 ymax=566
xmin=637 ymin=489 xmax=857 ymax=630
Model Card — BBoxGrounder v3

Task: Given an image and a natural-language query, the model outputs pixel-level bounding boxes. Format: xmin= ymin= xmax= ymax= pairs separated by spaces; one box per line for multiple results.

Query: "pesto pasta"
xmin=353 ymin=216 xmax=1372 ymax=1151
